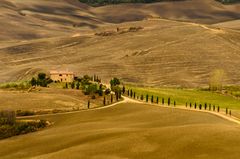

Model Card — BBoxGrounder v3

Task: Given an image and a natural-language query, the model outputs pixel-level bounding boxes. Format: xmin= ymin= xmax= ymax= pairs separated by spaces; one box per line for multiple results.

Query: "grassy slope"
xmin=0 ymin=103 xmax=240 ymax=159
xmin=126 ymin=86 xmax=240 ymax=109
xmin=126 ymin=86 xmax=240 ymax=118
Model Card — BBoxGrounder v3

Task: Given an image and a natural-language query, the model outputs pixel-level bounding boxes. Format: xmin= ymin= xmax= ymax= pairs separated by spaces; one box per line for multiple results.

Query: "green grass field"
xmin=126 ymin=86 xmax=240 ymax=112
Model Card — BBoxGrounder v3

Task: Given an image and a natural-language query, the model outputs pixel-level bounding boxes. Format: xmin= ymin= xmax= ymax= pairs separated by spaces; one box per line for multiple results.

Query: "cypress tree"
xmin=103 ymin=96 xmax=106 ymax=106
xmin=122 ymin=86 xmax=125 ymax=94
xmin=204 ymin=103 xmax=207 ymax=110
xmin=130 ymin=89 xmax=133 ymax=98
xmin=190 ymin=102 xmax=192 ymax=108
xmin=168 ymin=97 xmax=170 ymax=106
xmin=116 ymin=92 xmax=119 ymax=101
xmin=226 ymin=108 xmax=228 ymax=115
xmin=71 ymin=82 xmax=75 ymax=89
xmin=199 ymin=104 xmax=202 ymax=110
xmin=213 ymin=105 xmax=215 ymax=111
xmin=186 ymin=102 xmax=188 ymax=108
xmin=174 ymin=101 xmax=176 ymax=107
xmin=134 ymin=92 xmax=136 ymax=99
xmin=217 ymin=106 xmax=220 ymax=112
xmin=88 ymin=100 xmax=90 ymax=109
xmin=111 ymin=94 xmax=113 ymax=103
xmin=156 ymin=97 xmax=159 ymax=104
xmin=127 ymin=90 xmax=130 ymax=96
xmin=162 ymin=98 xmax=164 ymax=105
xmin=229 ymin=110 xmax=232 ymax=116
xmin=141 ymin=95 xmax=144 ymax=100
xmin=65 ymin=83 xmax=68 ymax=89
xmin=146 ymin=94 xmax=149 ymax=102
xmin=194 ymin=102 xmax=197 ymax=109
xmin=151 ymin=95 xmax=154 ymax=103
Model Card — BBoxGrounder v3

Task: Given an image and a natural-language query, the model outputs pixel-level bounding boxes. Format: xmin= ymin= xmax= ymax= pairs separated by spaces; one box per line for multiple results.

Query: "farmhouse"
xmin=50 ymin=70 xmax=75 ymax=83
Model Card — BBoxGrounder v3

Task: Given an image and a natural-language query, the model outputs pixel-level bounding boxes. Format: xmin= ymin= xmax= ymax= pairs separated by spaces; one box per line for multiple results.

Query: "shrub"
xmin=76 ymin=82 xmax=80 ymax=89
xmin=0 ymin=110 xmax=16 ymax=125
xmin=105 ymin=88 xmax=111 ymax=95
xmin=16 ymin=110 xmax=35 ymax=116
xmin=0 ymin=120 xmax=48 ymax=139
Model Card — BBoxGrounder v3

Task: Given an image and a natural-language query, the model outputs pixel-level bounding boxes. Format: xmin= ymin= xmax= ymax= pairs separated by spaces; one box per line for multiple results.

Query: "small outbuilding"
xmin=50 ymin=70 xmax=75 ymax=83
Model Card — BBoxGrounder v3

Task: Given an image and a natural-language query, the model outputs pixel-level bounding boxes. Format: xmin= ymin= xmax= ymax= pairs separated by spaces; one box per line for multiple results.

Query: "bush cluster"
xmin=0 ymin=120 xmax=48 ymax=139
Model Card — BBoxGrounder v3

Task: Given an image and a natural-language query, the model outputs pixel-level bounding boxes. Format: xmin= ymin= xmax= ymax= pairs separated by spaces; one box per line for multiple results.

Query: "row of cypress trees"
xmin=125 ymin=88 xmax=232 ymax=116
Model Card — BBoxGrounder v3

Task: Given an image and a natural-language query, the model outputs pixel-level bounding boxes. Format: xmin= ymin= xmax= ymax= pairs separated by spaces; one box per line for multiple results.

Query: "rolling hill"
xmin=0 ymin=0 xmax=239 ymax=87
xmin=0 ymin=103 xmax=240 ymax=159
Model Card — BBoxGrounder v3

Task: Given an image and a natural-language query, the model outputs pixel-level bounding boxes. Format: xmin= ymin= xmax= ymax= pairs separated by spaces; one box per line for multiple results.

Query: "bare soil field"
xmin=0 ymin=0 xmax=239 ymax=87
xmin=0 ymin=103 xmax=240 ymax=159
xmin=0 ymin=0 xmax=239 ymax=41
xmin=0 ymin=88 xmax=105 ymax=113
xmin=1 ymin=18 xmax=240 ymax=87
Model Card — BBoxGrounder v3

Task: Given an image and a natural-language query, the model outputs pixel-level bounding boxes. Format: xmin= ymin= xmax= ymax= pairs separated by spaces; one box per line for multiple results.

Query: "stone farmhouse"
xmin=50 ymin=70 xmax=75 ymax=83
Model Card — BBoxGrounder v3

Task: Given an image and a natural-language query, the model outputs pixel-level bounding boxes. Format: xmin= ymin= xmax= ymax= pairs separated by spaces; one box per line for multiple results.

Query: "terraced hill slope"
xmin=0 ymin=0 xmax=239 ymax=87
xmin=1 ymin=19 xmax=240 ymax=87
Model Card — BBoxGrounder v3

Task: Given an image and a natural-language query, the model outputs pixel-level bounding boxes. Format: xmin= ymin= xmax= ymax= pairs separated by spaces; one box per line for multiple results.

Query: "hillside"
xmin=0 ymin=19 xmax=240 ymax=87
xmin=0 ymin=103 xmax=240 ymax=159
xmin=0 ymin=0 xmax=239 ymax=41
xmin=0 ymin=0 xmax=239 ymax=87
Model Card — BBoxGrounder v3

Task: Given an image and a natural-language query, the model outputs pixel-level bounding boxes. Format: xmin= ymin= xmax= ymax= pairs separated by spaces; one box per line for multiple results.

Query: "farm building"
xmin=50 ymin=70 xmax=75 ymax=83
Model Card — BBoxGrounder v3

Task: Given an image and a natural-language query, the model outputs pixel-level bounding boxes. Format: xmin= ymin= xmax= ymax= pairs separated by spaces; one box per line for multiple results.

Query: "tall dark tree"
xmin=194 ymin=102 xmax=197 ymax=109
xmin=130 ymin=89 xmax=133 ymax=98
xmin=151 ymin=95 xmax=154 ymax=103
xmin=71 ymin=82 xmax=75 ymax=89
xmin=111 ymin=94 xmax=113 ymax=103
xmin=174 ymin=101 xmax=176 ymax=107
xmin=116 ymin=92 xmax=119 ymax=101
xmin=88 ymin=100 xmax=90 ymax=109
xmin=127 ymin=90 xmax=130 ymax=96
xmin=199 ymin=104 xmax=202 ymax=110
xmin=103 ymin=96 xmax=106 ymax=106
xmin=168 ymin=97 xmax=170 ymax=106
xmin=217 ymin=106 xmax=220 ymax=112
xmin=134 ymin=92 xmax=136 ymax=99
xmin=213 ymin=105 xmax=215 ymax=111
xmin=190 ymin=102 xmax=192 ymax=108
xmin=146 ymin=94 xmax=149 ymax=102
xmin=65 ymin=83 xmax=68 ymax=89
xmin=122 ymin=86 xmax=126 ymax=94
xmin=141 ymin=95 xmax=144 ymax=100
xmin=226 ymin=108 xmax=228 ymax=115
xmin=156 ymin=97 xmax=159 ymax=104
xmin=162 ymin=98 xmax=164 ymax=105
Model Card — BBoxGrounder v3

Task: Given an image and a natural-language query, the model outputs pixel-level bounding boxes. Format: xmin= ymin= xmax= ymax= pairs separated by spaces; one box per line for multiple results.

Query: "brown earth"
xmin=0 ymin=103 xmax=240 ymax=159
xmin=0 ymin=0 xmax=239 ymax=87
